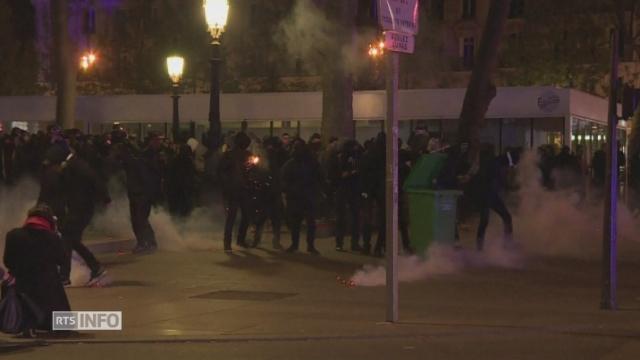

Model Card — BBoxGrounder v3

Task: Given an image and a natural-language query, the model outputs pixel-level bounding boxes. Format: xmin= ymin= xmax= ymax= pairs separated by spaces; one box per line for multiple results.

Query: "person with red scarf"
xmin=3 ymin=205 xmax=71 ymax=332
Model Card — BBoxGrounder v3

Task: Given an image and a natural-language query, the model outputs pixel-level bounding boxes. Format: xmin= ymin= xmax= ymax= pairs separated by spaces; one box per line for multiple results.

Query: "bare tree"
xmin=457 ymin=0 xmax=511 ymax=166
xmin=52 ymin=0 xmax=76 ymax=129
xmin=316 ymin=0 xmax=358 ymax=142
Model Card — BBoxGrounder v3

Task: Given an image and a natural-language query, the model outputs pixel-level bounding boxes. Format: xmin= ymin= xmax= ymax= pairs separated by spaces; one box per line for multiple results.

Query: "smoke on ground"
xmin=0 ymin=177 xmax=226 ymax=287
xmin=89 ymin=180 xmax=226 ymax=252
xmin=351 ymin=242 xmax=524 ymax=287
xmin=351 ymin=150 xmax=640 ymax=286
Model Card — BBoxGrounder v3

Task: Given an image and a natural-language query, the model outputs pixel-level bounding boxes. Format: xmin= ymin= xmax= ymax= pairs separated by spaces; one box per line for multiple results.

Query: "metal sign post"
xmin=378 ymin=0 xmax=418 ymax=324
xmin=385 ymin=51 xmax=400 ymax=323
xmin=602 ymin=29 xmax=619 ymax=310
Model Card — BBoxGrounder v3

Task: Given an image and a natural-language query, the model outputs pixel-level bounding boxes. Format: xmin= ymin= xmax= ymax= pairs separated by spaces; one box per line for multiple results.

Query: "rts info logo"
xmin=52 ymin=311 xmax=122 ymax=331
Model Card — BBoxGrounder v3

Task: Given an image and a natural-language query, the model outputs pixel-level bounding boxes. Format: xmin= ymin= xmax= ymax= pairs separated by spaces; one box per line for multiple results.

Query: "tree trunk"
xmin=319 ymin=0 xmax=357 ymax=142
xmin=52 ymin=0 xmax=76 ymax=129
xmin=457 ymin=0 xmax=510 ymax=165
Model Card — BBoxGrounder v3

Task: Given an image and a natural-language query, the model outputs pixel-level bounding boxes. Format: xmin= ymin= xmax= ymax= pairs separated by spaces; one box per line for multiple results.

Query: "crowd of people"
xmin=1 ymin=122 xmax=639 ymax=336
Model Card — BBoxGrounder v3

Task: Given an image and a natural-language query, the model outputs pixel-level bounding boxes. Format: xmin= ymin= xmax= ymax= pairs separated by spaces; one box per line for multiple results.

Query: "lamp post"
xmin=167 ymin=55 xmax=185 ymax=142
xmin=203 ymin=0 xmax=229 ymax=150
xmin=79 ymin=50 xmax=97 ymax=72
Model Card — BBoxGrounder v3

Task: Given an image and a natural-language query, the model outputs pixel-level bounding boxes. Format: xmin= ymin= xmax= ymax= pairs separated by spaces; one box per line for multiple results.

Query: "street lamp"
xmin=166 ymin=55 xmax=185 ymax=142
xmin=80 ymin=50 xmax=97 ymax=71
xmin=368 ymin=40 xmax=385 ymax=58
xmin=203 ymin=0 xmax=229 ymax=150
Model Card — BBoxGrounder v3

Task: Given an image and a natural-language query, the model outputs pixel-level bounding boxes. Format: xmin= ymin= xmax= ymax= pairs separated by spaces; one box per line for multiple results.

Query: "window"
xmin=509 ymin=0 xmax=524 ymax=18
xmin=84 ymin=8 xmax=96 ymax=34
xmin=431 ymin=0 xmax=445 ymax=20
xmin=462 ymin=37 xmax=475 ymax=69
xmin=462 ymin=0 xmax=476 ymax=19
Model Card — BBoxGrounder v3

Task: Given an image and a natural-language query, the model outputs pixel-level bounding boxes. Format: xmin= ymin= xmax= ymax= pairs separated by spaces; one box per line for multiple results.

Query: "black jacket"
xmin=217 ymin=148 xmax=252 ymax=196
xmin=38 ymin=164 xmax=66 ymax=218
xmin=281 ymin=152 xmax=323 ymax=202
xmin=3 ymin=227 xmax=71 ymax=331
xmin=62 ymin=155 xmax=110 ymax=215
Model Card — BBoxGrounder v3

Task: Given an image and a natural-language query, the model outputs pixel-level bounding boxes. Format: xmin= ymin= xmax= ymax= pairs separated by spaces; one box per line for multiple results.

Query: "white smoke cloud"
xmin=351 ymin=150 xmax=640 ymax=286
xmin=88 ymin=176 xmax=227 ymax=252
xmin=277 ymin=0 xmax=376 ymax=75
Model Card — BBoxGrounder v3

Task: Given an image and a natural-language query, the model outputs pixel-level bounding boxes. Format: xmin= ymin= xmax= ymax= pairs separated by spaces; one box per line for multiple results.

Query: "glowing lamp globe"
xmin=203 ymin=0 xmax=229 ymax=40
xmin=166 ymin=56 xmax=185 ymax=85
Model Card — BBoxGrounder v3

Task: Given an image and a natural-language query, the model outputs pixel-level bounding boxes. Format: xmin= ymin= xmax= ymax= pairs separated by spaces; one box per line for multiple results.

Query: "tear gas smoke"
xmin=0 ymin=177 xmax=226 ymax=287
xmin=351 ymin=150 xmax=640 ymax=286
xmin=277 ymin=0 xmax=378 ymax=75
xmin=351 ymin=243 xmax=524 ymax=287
xmin=90 ymin=180 xmax=226 ymax=252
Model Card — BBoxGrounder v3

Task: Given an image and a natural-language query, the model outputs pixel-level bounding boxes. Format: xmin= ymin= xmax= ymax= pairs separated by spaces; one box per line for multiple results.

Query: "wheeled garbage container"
xmin=404 ymin=154 xmax=462 ymax=255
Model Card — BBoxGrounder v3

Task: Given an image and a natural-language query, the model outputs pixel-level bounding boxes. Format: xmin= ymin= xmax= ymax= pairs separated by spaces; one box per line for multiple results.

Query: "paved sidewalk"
xmin=2 ymin=234 xmax=640 ymax=359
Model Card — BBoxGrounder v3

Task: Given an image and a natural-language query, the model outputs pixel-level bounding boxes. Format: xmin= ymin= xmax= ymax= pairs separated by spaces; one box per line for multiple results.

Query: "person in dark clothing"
xmin=3 ymin=205 xmax=71 ymax=332
xmin=38 ymin=142 xmax=69 ymax=220
xmin=630 ymin=151 xmax=640 ymax=212
xmin=398 ymin=141 xmax=413 ymax=254
xmin=111 ymin=133 xmax=161 ymax=254
xmin=246 ymin=162 xmax=276 ymax=248
xmin=553 ymin=146 xmax=581 ymax=191
xmin=281 ymin=140 xmax=323 ymax=254
xmin=360 ymin=134 xmax=385 ymax=256
xmin=218 ymin=132 xmax=253 ymax=252
xmin=59 ymin=150 xmax=110 ymax=285
xmin=251 ymin=137 xmax=287 ymax=249
xmin=538 ymin=145 xmax=556 ymax=190
xmin=361 ymin=134 xmax=413 ymax=257
xmin=592 ymin=145 xmax=606 ymax=187
xmin=166 ymin=144 xmax=197 ymax=218
xmin=2 ymin=131 xmax=15 ymax=185
xmin=470 ymin=144 xmax=513 ymax=251
xmin=329 ymin=140 xmax=362 ymax=252
xmin=0 ymin=130 xmax=4 ymax=182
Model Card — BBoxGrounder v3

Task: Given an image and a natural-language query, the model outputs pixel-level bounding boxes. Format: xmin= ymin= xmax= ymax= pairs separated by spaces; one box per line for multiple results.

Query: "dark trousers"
xmin=372 ymin=195 xmax=411 ymax=253
xmin=223 ymin=193 xmax=250 ymax=250
xmin=287 ymin=196 xmax=316 ymax=250
xmin=476 ymin=192 xmax=513 ymax=250
xmin=130 ymin=196 xmax=156 ymax=248
xmin=254 ymin=194 xmax=283 ymax=246
xmin=361 ymin=197 xmax=375 ymax=250
xmin=60 ymin=211 xmax=100 ymax=279
xmin=335 ymin=191 xmax=360 ymax=248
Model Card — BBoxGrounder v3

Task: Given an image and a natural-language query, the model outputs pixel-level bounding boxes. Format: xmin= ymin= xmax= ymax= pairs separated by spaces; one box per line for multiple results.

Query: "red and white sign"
xmin=377 ymin=0 xmax=419 ymax=35
xmin=384 ymin=31 xmax=415 ymax=54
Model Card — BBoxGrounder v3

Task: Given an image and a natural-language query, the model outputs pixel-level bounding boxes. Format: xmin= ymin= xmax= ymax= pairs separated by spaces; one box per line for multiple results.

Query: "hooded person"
xmin=328 ymin=139 xmax=363 ymax=252
xmin=59 ymin=146 xmax=110 ymax=285
xmin=3 ymin=205 xmax=71 ymax=334
xmin=217 ymin=132 xmax=253 ymax=252
xmin=281 ymin=139 xmax=323 ymax=254
xmin=38 ymin=140 xmax=71 ymax=219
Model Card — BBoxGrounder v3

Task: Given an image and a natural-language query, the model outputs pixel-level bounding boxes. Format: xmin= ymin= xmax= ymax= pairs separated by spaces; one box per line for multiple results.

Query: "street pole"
xmin=385 ymin=51 xmax=400 ymax=323
xmin=171 ymin=85 xmax=180 ymax=142
xmin=602 ymin=29 xmax=619 ymax=311
xmin=208 ymin=39 xmax=222 ymax=150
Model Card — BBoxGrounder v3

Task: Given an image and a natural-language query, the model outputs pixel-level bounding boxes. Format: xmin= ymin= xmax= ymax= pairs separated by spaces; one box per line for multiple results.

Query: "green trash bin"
xmin=403 ymin=154 xmax=461 ymax=255
xmin=403 ymin=153 xmax=447 ymax=189
xmin=405 ymin=189 xmax=462 ymax=255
